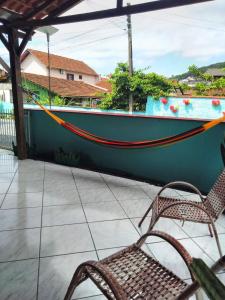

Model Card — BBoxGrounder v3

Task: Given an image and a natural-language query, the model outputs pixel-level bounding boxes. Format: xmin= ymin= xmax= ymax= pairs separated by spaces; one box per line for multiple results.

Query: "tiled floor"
xmin=0 ymin=150 xmax=224 ymax=300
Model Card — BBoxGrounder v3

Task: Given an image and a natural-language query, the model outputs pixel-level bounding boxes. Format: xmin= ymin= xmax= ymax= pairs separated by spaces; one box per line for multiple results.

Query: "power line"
xmin=147 ymin=14 xmax=225 ymax=34
xmin=168 ymin=13 xmax=225 ymax=27
xmin=86 ymin=0 xmax=126 ymax=31
xmin=56 ymin=32 xmax=126 ymax=51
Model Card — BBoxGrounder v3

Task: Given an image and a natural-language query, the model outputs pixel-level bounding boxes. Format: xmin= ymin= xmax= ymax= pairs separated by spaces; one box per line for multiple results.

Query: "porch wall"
xmin=25 ymin=108 xmax=225 ymax=193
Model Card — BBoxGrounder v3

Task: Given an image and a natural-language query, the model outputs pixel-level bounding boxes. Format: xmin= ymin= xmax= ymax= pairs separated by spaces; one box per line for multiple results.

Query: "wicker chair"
xmin=65 ymin=230 xmax=203 ymax=300
xmin=139 ymin=169 xmax=225 ymax=257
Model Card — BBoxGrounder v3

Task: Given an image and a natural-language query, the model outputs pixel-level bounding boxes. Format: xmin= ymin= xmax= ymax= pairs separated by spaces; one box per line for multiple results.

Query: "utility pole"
xmin=47 ymin=32 xmax=51 ymax=108
xmin=127 ymin=2 xmax=134 ymax=113
xmin=37 ymin=26 xmax=58 ymax=109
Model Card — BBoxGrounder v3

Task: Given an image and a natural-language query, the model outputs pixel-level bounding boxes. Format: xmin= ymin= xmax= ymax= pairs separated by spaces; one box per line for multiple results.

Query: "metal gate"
xmin=0 ymin=110 xmax=16 ymax=150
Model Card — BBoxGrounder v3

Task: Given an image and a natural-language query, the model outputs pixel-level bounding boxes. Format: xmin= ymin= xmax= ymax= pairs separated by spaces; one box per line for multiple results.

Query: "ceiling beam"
xmin=0 ymin=55 xmax=10 ymax=73
xmin=23 ymin=0 xmax=54 ymax=20
xmin=46 ymin=0 xmax=83 ymax=18
xmin=117 ymin=0 xmax=123 ymax=9
xmin=18 ymin=29 xmax=33 ymax=55
xmin=0 ymin=32 xmax=9 ymax=50
xmin=0 ymin=26 xmax=33 ymax=39
xmin=11 ymin=0 xmax=213 ymax=29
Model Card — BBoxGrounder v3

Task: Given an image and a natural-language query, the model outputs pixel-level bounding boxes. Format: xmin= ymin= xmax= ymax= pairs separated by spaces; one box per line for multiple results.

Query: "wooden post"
xmin=8 ymin=28 xmax=27 ymax=159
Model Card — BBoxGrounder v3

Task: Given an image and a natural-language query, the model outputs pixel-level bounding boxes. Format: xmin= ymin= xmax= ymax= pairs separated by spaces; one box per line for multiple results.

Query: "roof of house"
xmin=23 ymin=73 xmax=105 ymax=98
xmin=0 ymin=0 xmax=83 ymax=21
xmin=205 ymin=68 xmax=225 ymax=77
xmin=21 ymin=49 xmax=98 ymax=77
xmin=96 ymin=77 xmax=112 ymax=92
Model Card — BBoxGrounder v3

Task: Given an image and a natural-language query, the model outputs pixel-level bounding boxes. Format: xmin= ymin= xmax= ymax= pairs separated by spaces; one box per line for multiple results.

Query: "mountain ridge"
xmin=171 ymin=62 xmax=225 ymax=80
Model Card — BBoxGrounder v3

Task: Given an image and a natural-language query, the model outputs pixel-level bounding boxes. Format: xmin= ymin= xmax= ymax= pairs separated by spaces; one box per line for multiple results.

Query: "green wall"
xmin=25 ymin=108 xmax=225 ymax=193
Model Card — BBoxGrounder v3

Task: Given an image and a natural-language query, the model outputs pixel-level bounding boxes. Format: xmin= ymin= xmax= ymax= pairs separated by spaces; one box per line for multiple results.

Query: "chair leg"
xmin=64 ymin=267 xmax=85 ymax=300
xmin=208 ymin=224 xmax=213 ymax=237
xmin=211 ymin=222 xmax=223 ymax=258
xmin=138 ymin=202 xmax=153 ymax=228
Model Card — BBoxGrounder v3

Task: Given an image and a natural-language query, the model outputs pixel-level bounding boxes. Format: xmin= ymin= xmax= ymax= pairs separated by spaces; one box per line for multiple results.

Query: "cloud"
xmin=0 ymin=0 xmax=224 ymax=75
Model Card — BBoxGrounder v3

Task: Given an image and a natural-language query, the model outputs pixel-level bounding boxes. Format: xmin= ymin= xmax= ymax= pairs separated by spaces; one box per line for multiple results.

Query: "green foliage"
xmin=99 ymin=63 xmax=173 ymax=111
xmin=53 ymin=95 xmax=66 ymax=106
xmin=189 ymin=64 xmax=213 ymax=82
xmin=188 ymin=64 xmax=202 ymax=78
xmin=195 ymin=82 xmax=209 ymax=95
xmin=172 ymin=61 xmax=225 ymax=80
xmin=186 ymin=64 xmax=225 ymax=96
xmin=210 ymin=77 xmax=225 ymax=89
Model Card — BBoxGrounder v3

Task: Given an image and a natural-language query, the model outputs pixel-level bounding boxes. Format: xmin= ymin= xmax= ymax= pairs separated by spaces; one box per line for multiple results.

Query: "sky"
xmin=1 ymin=0 xmax=225 ymax=77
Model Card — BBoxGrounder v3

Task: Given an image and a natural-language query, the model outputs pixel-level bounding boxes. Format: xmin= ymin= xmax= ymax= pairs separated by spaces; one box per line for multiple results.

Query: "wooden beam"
xmin=0 ymin=56 xmax=10 ymax=73
xmin=0 ymin=31 xmax=9 ymax=50
xmin=0 ymin=26 xmax=29 ymax=39
xmin=8 ymin=28 xmax=27 ymax=159
xmin=23 ymin=0 xmax=54 ymax=20
xmin=117 ymin=0 xmax=123 ymax=8
xmin=46 ymin=0 xmax=83 ymax=18
xmin=18 ymin=29 xmax=33 ymax=55
xmin=11 ymin=0 xmax=213 ymax=29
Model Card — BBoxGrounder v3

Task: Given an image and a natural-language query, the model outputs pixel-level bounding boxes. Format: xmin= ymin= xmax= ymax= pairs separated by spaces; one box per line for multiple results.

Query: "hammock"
xmin=34 ymin=100 xmax=225 ymax=149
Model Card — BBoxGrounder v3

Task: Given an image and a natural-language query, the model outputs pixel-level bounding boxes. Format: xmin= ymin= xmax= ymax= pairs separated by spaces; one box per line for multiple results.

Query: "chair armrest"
xmin=76 ymin=260 xmax=127 ymax=299
xmin=157 ymin=181 xmax=204 ymax=202
xmin=136 ymin=230 xmax=193 ymax=271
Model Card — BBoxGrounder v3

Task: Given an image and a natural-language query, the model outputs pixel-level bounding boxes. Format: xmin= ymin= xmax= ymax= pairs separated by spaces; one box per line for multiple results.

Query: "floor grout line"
xmin=35 ymin=160 xmax=46 ymax=300
xmin=0 ymin=165 xmax=19 ymax=209
xmin=71 ymin=168 xmax=100 ymax=261
xmin=99 ymin=173 xmax=157 ymax=259
xmin=0 ymin=155 xmax=224 ymax=300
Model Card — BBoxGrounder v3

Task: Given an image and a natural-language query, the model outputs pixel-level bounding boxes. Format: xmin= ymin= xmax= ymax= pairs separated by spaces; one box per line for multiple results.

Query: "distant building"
xmin=0 ymin=68 xmax=12 ymax=104
xmin=22 ymin=73 xmax=107 ymax=107
xmin=179 ymin=76 xmax=202 ymax=87
xmin=21 ymin=49 xmax=100 ymax=85
xmin=96 ymin=77 xmax=112 ymax=92
xmin=205 ymin=68 xmax=225 ymax=79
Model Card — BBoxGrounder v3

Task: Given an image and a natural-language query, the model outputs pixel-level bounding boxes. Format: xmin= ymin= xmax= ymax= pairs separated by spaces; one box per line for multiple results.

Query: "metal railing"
xmin=0 ymin=110 xmax=16 ymax=150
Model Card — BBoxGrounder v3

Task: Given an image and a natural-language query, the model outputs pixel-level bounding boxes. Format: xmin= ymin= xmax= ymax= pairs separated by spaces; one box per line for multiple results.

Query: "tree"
xmin=189 ymin=64 xmax=213 ymax=82
xmin=99 ymin=63 xmax=173 ymax=111
xmin=188 ymin=64 xmax=225 ymax=96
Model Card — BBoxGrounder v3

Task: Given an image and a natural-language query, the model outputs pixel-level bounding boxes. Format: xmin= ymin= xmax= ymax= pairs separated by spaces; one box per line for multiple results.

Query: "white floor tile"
xmin=41 ymin=224 xmax=95 ymax=256
xmin=1 ymin=192 xmax=43 ymax=209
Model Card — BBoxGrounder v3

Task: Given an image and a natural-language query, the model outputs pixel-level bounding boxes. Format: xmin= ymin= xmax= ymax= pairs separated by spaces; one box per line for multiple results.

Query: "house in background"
xmin=96 ymin=77 xmax=112 ymax=93
xmin=22 ymin=73 xmax=107 ymax=107
xmin=20 ymin=49 xmax=112 ymax=106
xmin=205 ymin=68 xmax=225 ymax=80
xmin=179 ymin=76 xmax=202 ymax=87
xmin=0 ymin=68 xmax=12 ymax=105
xmin=21 ymin=49 xmax=100 ymax=85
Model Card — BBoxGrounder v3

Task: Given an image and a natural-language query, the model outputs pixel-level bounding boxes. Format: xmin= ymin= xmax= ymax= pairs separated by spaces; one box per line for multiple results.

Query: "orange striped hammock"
xmin=35 ymin=100 xmax=225 ymax=149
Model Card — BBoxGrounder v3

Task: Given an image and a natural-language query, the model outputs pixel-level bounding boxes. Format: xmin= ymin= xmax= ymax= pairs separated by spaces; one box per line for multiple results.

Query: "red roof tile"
xmin=96 ymin=78 xmax=112 ymax=92
xmin=22 ymin=49 xmax=98 ymax=77
xmin=23 ymin=73 xmax=104 ymax=98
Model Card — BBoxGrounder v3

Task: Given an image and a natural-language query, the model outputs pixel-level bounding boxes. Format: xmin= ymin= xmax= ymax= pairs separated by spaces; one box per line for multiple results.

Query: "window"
xmin=79 ymin=74 xmax=83 ymax=80
xmin=59 ymin=69 xmax=64 ymax=74
xmin=67 ymin=73 xmax=74 ymax=81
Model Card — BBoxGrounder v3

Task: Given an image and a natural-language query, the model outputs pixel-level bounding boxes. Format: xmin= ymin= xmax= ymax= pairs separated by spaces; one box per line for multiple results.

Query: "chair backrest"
xmin=205 ymin=169 xmax=225 ymax=219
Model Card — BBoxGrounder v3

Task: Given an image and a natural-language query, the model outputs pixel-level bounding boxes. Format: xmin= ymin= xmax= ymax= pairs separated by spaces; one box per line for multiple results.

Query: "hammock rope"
xmin=33 ymin=99 xmax=225 ymax=149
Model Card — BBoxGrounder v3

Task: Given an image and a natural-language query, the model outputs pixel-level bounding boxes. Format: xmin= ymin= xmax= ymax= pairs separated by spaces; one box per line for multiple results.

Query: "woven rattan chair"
xmin=139 ymin=169 xmax=225 ymax=257
xmin=65 ymin=230 xmax=203 ymax=300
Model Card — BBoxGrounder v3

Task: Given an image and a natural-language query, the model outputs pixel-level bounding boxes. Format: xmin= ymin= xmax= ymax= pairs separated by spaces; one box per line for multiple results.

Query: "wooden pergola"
xmin=0 ymin=0 xmax=213 ymax=159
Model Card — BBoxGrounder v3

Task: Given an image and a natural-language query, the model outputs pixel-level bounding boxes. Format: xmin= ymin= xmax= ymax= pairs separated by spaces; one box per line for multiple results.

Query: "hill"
xmin=171 ymin=62 xmax=225 ymax=80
